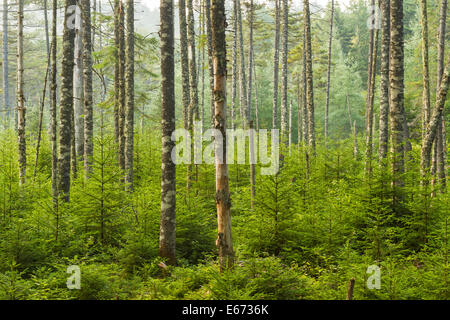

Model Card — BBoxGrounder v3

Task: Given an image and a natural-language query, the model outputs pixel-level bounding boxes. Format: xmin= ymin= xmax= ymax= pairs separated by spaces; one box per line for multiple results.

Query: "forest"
xmin=0 ymin=0 xmax=448 ymax=301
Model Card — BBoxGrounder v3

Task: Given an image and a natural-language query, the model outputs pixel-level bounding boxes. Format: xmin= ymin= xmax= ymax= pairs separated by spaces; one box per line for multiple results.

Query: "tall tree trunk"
xmin=272 ymin=0 xmax=280 ymax=130
xmin=436 ymin=0 xmax=447 ymax=191
xmin=420 ymin=0 xmax=431 ymax=140
xmin=73 ymin=13 xmax=84 ymax=161
xmin=159 ymin=0 xmax=177 ymax=266
xmin=211 ymin=0 xmax=233 ymax=271
xmin=2 ymin=0 xmax=9 ymax=122
xmin=205 ymin=0 xmax=214 ymax=127
xmin=82 ymin=0 xmax=93 ymax=177
xmin=50 ymin=0 xmax=58 ymax=235
xmin=280 ymin=0 xmax=288 ymax=141
xmin=118 ymin=0 xmax=126 ymax=170
xmin=124 ymin=0 xmax=134 ymax=189
xmin=114 ymin=0 xmax=120 ymax=142
xmin=237 ymin=0 xmax=247 ymax=123
xmin=179 ymin=0 xmax=190 ymax=131
xmin=389 ymin=0 xmax=406 ymax=190
xmin=253 ymin=59 xmax=259 ymax=131
xmin=301 ymin=43 xmax=308 ymax=145
xmin=324 ymin=0 xmax=334 ymax=146
xmin=379 ymin=0 xmax=390 ymax=160
xmin=58 ymin=0 xmax=76 ymax=201
xmin=231 ymin=0 xmax=237 ymax=130
xmin=304 ymin=0 xmax=315 ymax=151
xmin=17 ymin=0 xmax=26 ymax=185
xmin=247 ymin=0 xmax=254 ymax=124
xmin=187 ymin=0 xmax=198 ymax=190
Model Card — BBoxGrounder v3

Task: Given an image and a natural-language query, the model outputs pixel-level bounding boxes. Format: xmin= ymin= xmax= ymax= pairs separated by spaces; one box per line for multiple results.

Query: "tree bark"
xmin=379 ymin=0 xmax=389 ymax=160
xmin=389 ymin=0 xmax=406 ymax=190
xmin=420 ymin=0 xmax=431 ymax=140
xmin=73 ymin=13 xmax=84 ymax=161
xmin=435 ymin=0 xmax=447 ymax=191
xmin=421 ymin=59 xmax=449 ymax=182
xmin=159 ymin=0 xmax=177 ymax=266
xmin=82 ymin=0 xmax=93 ymax=177
xmin=211 ymin=0 xmax=233 ymax=271
xmin=118 ymin=0 xmax=126 ymax=171
xmin=324 ymin=0 xmax=334 ymax=146
xmin=17 ymin=0 xmax=26 ymax=185
xmin=179 ymin=0 xmax=190 ymax=131
xmin=304 ymin=0 xmax=315 ymax=151
xmin=58 ymin=0 xmax=76 ymax=201
xmin=280 ymin=0 xmax=288 ymax=142
xmin=2 ymin=0 xmax=9 ymax=122
xmin=231 ymin=0 xmax=237 ymax=130
xmin=237 ymin=0 xmax=247 ymax=123
xmin=272 ymin=0 xmax=280 ymax=130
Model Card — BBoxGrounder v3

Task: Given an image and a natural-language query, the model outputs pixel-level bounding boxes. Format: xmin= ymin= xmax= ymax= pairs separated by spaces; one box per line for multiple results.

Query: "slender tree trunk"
xmin=17 ymin=0 xmax=26 ymax=185
xmin=247 ymin=0 xmax=254 ymax=124
xmin=272 ymin=0 xmax=280 ymax=130
xmin=58 ymin=0 xmax=76 ymax=201
xmin=301 ymin=44 xmax=308 ymax=145
xmin=73 ymin=13 xmax=84 ymax=161
xmin=159 ymin=0 xmax=177 ymax=266
xmin=118 ymin=0 xmax=126 ymax=170
xmin=114 ymin=0 xmax=120 ymax=142
xmin=420 ymin=0 xmax=431 ymax=140
xmin=179 ymin=0 xmax=190 ymax=131
xmin=82 ymin=0 xmax=93 ymax=177
xmin=2 ymin=0 xmax=9 ymax=122
xmin=50 ymin=0 xmax=58 ymax=211
xmin=205 ymin=0 xmax=214 ymax=127
xmin=237 ymin=0 xmax=247 ymax=123
xmin=124 ymin=0 xmax=134 ymax=189
xmin=253 ymin=59 xmax=259 ymax=131
xmin=211 ymin=0 xmax=233 ymax=271
xmin=436 ymin=0 xmax=447 ymax=191
xmin=280 ymin=0 xmax=288 ymax=141
xmin=231 ymin=0 xmax=237 ymax=130
xmin=324 ymin=0 xmax=334 ymax=146
xmin=304 ymin=0 xmax=315 ymax=151
xmin=389 ymin=0 xmax=406 ymax=190
xmin=365 ymin=0 xmax=379 ymax=175
xmin=379 ymin=0 xmax=390 ymax=160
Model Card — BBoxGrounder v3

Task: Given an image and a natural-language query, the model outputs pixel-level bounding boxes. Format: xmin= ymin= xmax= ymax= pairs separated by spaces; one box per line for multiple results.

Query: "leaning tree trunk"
xmin=17 ymin=0 xmax=26 ymax=185
xmin=304 ymin=0 xmax=315 ymax=151
xmin=82 ymin=0 xmax=93 ymax=177
xmin=2 ymin=0 xmax=9 ymax=122
xmin=379 ymin=0 xmax=390 ymax=160
xmin=324 ymin=0 xmax=334 ymax=146
xmin=159 ymin=0 xmax=177 ymax=266
xmin=114 ymin=0 xmax=120 ymax=142
xmin=211 ymin=0 xmax=233 ymax=271
xmin=365 ymin=0 xmax=379 ymax=175
xmin=389 ymin=0 xmax=406 ymax=191
xmin=58 ymin=0 xmax=76 ymax=201
xmin=272 ymin=0 xmax=280 ymax=130
xmin=124 ymin=0 xmax=134 ymax=189
xmin=280 ymin=0 xmax=288 ymax=142
xmin=421 ymin=59 xmax=449 ymax=181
